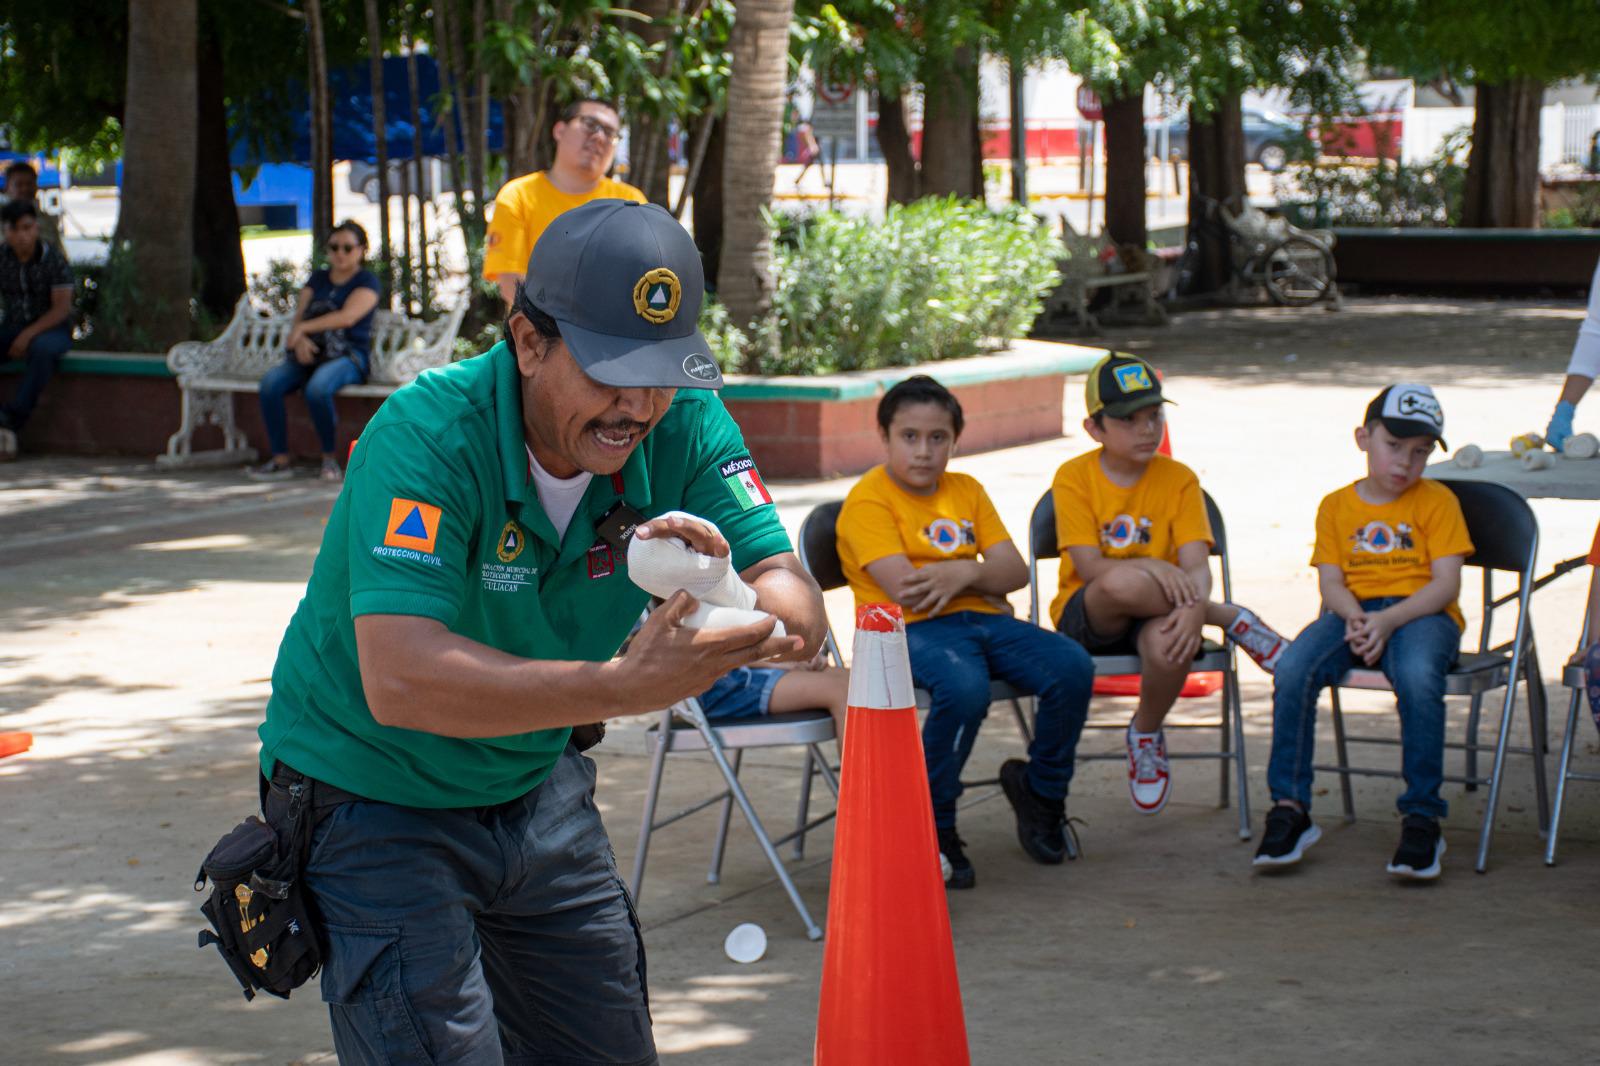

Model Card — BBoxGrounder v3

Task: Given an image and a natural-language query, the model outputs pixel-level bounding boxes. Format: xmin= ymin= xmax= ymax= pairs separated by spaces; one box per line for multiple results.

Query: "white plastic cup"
xmin=723 ymin=922 xmax=767 ymax=964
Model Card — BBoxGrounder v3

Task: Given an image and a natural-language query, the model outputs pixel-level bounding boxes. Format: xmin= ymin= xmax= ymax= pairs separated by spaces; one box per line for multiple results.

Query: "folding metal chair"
xmin=1025 ymin=488 xmax=1252 ymax=839
xmin=1312 ymin=479 xmax=1550 ymax=873
xmin=630 ymin=695 xmax=839 ymax=940
xmin=796 ymin=500 xmax=1037 ymax=762
xmin=1545 ymin=650 xmax=1598 ymax=866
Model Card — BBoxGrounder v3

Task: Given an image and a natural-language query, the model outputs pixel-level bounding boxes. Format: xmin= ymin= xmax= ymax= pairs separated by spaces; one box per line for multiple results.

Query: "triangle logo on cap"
xmin=633 ymin=268 xmax=682 ymax=324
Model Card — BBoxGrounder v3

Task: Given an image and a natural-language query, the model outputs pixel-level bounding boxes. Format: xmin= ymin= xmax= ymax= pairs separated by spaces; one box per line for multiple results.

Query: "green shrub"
xmin=1280 ymin=128 xmax=1469 ymax=228
xmin=720 ymin=198 xmax=1060 ymax=376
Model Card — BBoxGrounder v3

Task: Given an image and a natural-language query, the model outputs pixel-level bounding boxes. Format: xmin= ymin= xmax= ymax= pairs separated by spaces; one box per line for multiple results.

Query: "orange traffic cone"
xmin=0 ymin=732 xmax=33 ymax=759
xmin=815 ymin=604 xmax=969 ymax=1065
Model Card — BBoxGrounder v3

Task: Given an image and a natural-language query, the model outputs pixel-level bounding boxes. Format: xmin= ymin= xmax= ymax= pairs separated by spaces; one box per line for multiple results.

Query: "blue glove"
xmin=1547 ymin=401 xmax=1577 ymax=451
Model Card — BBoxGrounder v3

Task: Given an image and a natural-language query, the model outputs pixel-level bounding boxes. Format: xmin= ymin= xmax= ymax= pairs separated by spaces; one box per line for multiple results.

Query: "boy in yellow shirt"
xmin=1050 ymin=354 xmax=1285 ymax=816
xmin=837 ymin=376 xmax=1094 ymax=889
xmin=1254 ymin=384 xmax=1472 ymax=881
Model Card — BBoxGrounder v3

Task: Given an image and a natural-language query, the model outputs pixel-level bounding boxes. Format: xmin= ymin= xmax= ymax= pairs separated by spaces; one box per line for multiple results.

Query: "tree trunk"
xmin=673 ymin=107 xmax=717 ymax=218
xmin=116 ymin=0 xmax=197 ymax=348
xmin=433 ymin=0 xmax=474 ymax=274
xmin=876 ymin=89 xmax=919 ymax=205
xmin=307 ymin=0 xmax=332 ymax=251
xmin=720 ymin=0 xmax=793 ymax=368
xmin=693 ymin=114 xmax=725 ymax=290
xmin=193 ymin=23 xmax=245 ymax=323
xmin=1008 ymin=54 xmax=1027 ymax=205
xmin=1182 ymin=93 xmax=1245 ymax=296
xmin=1102 ymin=88 xmax=1147 ymax=250
xmin=467 ymin=0 xmax=489 ymax=211
xmin=404 ymin=25 xmax=431 ymax=313
xmin=629 ymin=0 xmax=675 ymax=206
xmin=365 ymin=0 xmax=393 ymax=306
xmin=920 ymin=46 xmax=980 ymax=199
xmin=1462 ymin=77 xmax=1543 ymax=228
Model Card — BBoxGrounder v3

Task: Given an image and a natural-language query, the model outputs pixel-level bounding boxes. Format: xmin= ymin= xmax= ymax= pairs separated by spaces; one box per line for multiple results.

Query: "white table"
xmin=1426 ymin=450 xmax=1600 ymax=501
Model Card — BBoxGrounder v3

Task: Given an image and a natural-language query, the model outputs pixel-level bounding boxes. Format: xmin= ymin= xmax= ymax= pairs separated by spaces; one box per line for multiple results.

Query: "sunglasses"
xmin=573 ymin=114 xmax=621 ymax=144
xmin=326 ymin=242 xmax=359 ymax=253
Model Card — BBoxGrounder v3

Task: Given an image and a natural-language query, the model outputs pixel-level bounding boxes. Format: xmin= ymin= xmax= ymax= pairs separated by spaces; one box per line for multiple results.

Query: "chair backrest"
xmin=1434 ymin=479 xmax=1537 ymax=575
xmin=798 ymin=500 xmax=848 ymax=592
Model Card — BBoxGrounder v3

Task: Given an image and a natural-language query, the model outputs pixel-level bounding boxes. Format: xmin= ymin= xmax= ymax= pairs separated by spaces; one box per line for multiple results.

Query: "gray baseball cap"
xmin=520 ymin=199 xmax=722 ymax=389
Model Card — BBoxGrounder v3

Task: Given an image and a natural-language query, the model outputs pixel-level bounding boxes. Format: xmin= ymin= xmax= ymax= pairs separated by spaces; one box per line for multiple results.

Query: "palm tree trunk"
xmin=117 ymin=0 xmax=198 ymax=348
xmin=364 ymin=0 xmax=393 ymax=306
xmin=307 ymin=0 xmax=333 ymax=250
xmin=720 ymin=0 xmax=793 ymax=369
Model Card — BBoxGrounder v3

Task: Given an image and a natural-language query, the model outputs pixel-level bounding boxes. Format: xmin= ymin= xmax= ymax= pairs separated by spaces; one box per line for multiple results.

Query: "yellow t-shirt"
xmin=837 ymin=465 xmax=1013 ymax=623
xmin=1311 ymin=479 xmax=1474 ymax=630
xmin=482 ymin=172 xmax=647 ymax=280
xmin=1049 ymin=450 xmax=1213 ymax=625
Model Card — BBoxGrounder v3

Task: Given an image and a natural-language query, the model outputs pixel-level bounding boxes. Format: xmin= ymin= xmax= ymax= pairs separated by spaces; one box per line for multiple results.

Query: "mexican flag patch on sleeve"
xmin=719 ymin=455 xmax=773 ymax=510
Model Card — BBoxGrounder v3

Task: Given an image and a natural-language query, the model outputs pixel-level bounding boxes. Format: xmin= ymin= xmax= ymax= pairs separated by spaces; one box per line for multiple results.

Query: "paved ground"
xmin=6 ymin=296 xmax=1600 ymax=1063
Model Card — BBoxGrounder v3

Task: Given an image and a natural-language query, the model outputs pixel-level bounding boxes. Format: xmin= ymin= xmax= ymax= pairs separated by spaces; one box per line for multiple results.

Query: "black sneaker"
xmin=1387 ymin=814 xmax=1445 ymax=881
xmin=999 ymin=758 xmax=1069 ymax=864
xmin=936 ymin=826 xmax=976 ymax=890
xmin=1252 ymin=804 xmax=1321 ymax=868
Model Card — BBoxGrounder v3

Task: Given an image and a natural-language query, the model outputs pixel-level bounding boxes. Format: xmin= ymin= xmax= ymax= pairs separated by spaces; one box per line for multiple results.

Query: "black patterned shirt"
xmin=0 ymin=239 xmax=73 ymax=332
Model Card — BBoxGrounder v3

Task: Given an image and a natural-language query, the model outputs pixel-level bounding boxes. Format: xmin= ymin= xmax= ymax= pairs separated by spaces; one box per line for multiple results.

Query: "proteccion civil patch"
xmin=719 ymin=455 xmax=772 ymax=510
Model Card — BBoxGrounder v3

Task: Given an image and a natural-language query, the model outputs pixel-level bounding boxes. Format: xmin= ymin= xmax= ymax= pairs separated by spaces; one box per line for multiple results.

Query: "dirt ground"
xmin=5 ymin=296 xmax=1600 ymax=1065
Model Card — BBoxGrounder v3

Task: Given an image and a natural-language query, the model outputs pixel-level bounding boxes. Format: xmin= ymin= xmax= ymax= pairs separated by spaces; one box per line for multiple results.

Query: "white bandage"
xmin=1521 ymin=449 xmax=1553 ymax=470
xmin=628 ymin=510 xmax=783 ymax=635
xmin=1452 ymin=444 xmax=1484 ymax=469
xmin=1565 ymin=432 xmax=1600 ymax=459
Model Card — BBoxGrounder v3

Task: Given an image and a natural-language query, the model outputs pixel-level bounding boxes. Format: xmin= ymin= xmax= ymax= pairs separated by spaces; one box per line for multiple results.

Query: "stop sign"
xmin=1076 ymin=85 xmax=1102 ymax=121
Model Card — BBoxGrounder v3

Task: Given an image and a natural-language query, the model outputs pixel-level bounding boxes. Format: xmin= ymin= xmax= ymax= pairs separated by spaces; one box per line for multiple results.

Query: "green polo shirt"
xmin=258 ymin=341 xmax=791 ymax=807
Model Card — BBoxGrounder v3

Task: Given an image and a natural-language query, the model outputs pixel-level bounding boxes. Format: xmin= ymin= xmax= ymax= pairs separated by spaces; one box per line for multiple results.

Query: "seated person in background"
xmin=697 ymin=654 xmax=849 ymax=739
xmin=248 ymin=220 xmax=381 ymax=483
xmin=0 ymin=198 xmax=73 ymax=461
xmin=1050 ymin=354 xmax=1285 ymax=816
xmin=837 ymin=375 xmax=1093 ymax=891
xmin=2 ymin=162 xmax=62 ymax=251
xmin=1255 ymin=384 xmax=1470 ymax=882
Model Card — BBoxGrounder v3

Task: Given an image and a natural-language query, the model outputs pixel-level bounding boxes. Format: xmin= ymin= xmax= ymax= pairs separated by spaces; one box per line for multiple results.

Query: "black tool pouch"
xmin=195 ymin=782 xmax=323 ymax=1001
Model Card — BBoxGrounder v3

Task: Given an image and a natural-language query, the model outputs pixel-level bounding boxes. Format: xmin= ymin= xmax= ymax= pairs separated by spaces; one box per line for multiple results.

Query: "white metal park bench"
xmin=158 ymin=294 xmax=468 ymax=466
xmin=1042 ymin=216 xmax=1168 ymax=334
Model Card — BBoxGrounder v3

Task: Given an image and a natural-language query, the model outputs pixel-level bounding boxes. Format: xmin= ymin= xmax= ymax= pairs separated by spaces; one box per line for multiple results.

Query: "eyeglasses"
xmin=573 ymin=114 xmax=621 ymax=144
xmin=327 ymin=242 xmax=359 ymax=254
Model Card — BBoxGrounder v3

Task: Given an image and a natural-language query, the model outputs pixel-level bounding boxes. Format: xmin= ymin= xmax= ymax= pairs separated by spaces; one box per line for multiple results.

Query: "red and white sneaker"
xmin=1226 ymin=605 xmax=1287 ymax=674
xmin=1126 ymin=724 xmax=1171 ymax=815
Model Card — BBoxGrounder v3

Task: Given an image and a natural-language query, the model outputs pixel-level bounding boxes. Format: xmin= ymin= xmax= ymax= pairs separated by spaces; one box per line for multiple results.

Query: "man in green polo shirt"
xmin=255 ymin=200 xmax=823 ymax=1065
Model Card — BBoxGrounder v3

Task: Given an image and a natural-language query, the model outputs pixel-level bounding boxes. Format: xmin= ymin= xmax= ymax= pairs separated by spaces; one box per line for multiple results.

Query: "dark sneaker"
xmin=936 ymin=826 xmax=976 ymax=890
xmin=247 ymin=458 xmax=293 ymax=482
xmin=999 ymin=758 xmax=1068 ymax=864
xmin=1387 ymin=814 xmax=1445 ymax=880
xmin=1253 ymin=804 xmax=1321 ymax=868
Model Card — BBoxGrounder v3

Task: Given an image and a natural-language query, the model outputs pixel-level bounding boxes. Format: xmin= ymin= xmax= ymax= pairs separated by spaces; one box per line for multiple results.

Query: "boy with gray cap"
xmin=1255 ymin=384 xmax=1472 ymax=881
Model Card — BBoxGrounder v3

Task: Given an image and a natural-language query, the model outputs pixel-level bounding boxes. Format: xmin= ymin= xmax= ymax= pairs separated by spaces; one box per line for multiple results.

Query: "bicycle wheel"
xmin=1264 ymin=235 xmax=1335 ymax=306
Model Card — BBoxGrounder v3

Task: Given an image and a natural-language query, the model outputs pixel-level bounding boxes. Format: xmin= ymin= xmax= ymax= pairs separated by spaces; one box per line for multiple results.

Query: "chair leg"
xmin=1218 ymin=672 xmax=1232 ymax=809
xmin=708 ymin=749 xmax=742 ymax=885
xmin=1011 ymin=697 xmax=1035 ymax=746
xmin=794 ymin=748 xmax=815 ymax=860
xmin=1545 ymin=689 xmax=1584 ymax=866
xmin=1464 ymin=693 xmax=1484 ymax=791
xmin=1229 ymin=666 xmax=1252 ymax=840
xmin=1523 ymin=656 xmax=1552 ymax=836
xmin=1475 ymin=683 xmax=1522 ymax=874
xmin=629 ymin=730 xmax=671 ymax=903
xmin=701 ymin=740 xmax=824 ymax=940
xmin=1329 ymin=688 xmax=1356 ymax=823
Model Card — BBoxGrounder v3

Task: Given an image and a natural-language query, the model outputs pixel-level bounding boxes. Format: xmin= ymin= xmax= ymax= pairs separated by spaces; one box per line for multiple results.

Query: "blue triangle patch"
xmin=395 ymin=506 xmax=428 ymax=539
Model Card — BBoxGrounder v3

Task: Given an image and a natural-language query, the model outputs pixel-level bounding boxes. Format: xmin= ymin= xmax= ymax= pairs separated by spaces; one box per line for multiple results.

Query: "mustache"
xmin=588 ymin=418 xmax=649 ymax=435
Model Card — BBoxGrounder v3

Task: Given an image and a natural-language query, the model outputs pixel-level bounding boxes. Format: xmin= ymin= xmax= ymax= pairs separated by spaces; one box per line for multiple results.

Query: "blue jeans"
xmin=0 ymin=323 xmax=72 ymax=430
xmin=258 ymin=355 xmax=365 ymax=455
xmin=267 ymin=748 xmax=656 ymax=1065
xmin=905 ymin=610 xmax=1094 ymax=828
xmin=1267 ymin=596 xmax=1460 ymax=819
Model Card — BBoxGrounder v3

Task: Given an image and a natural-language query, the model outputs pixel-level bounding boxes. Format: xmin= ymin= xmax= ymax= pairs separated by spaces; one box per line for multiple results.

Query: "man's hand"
xmin=632 ymin=512 xmax=729 ymax=558
xmin=900 ymin=559 xmax=979 ymax=616
xmin=290 ymin=334 xmax=317 ymax=365
xmin=617 ymin=590 xmax=801 ymax=707
xmin=8 ymin=329 xmax=34 ymax=359
xmin=1135 ymin=558 xmax=1198 ymax=608
xmin=1347 ymin=610 xmax=1396 ymax=666
xmin=1154 ymin=602 xmax=1205 ymax=665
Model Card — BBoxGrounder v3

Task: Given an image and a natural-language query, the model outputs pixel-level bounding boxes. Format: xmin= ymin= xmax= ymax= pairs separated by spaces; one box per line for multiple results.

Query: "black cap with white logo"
xmin=1365 ymin=383 xmax=1447 ymax=450
xmin=520 ymin=199 xmax=722 ymax=389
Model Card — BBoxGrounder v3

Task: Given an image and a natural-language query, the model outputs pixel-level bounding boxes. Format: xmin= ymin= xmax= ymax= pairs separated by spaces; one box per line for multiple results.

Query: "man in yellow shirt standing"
xmin=483 ymin=99 xmax=647 ymax=307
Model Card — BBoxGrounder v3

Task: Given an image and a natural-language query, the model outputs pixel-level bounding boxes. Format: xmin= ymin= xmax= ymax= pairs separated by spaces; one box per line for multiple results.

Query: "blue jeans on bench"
xmin=1267 ymin=596 xmax=1460 ymax=820
xmin=0 ymin=323 xmax=72 ymax=430
xmin=259 ymin=355 xmax=365 ymax=455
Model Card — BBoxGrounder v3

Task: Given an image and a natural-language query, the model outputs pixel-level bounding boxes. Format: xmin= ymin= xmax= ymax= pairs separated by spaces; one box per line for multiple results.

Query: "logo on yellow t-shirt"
xmin=1101 ymin=513 xmax=1153 ymax=549
xmin=1350 ymin=520 xmax=1415 ymax=555
xmin=923 ymin=518 xmax=975 ymax=554
xmin=384 ymin=498 xmax=442 ymax=554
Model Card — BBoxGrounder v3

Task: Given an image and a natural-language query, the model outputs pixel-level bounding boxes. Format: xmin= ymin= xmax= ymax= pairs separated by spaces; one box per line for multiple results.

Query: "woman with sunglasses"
xmin=248 ymin=220 xmax=382 ymax=482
